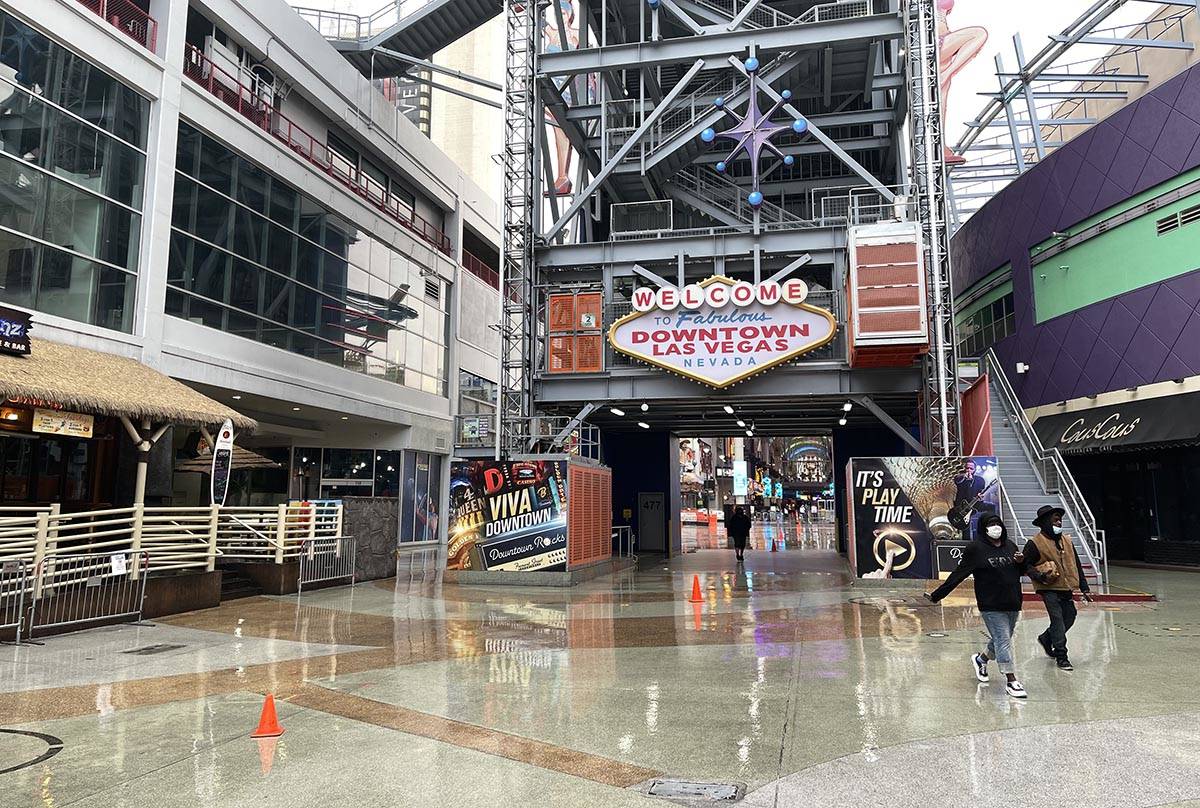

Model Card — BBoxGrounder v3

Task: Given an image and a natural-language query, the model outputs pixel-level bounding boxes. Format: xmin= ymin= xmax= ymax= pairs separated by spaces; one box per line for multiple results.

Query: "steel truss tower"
xmin=499 ymin=0 xmax=537 ymax=459
xmin=907 ymin=0 xmax=961 ymax=456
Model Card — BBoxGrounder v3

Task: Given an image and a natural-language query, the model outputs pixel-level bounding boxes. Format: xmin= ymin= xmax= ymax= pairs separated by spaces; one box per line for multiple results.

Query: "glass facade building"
xmin=292 ymin=446 xmax=442 ymax=543
xmin=169 ymin=122 xmax=450 ymax=394
xmin=0 ymin=10 xmax=149 ymax=331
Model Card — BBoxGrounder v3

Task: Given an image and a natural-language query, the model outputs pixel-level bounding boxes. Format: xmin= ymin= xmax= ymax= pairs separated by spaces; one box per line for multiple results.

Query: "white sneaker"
xmin=972 ymin=653 xmax=989 ymax=683
xmin=1006 ymin=680 xmax=1027 ymax=698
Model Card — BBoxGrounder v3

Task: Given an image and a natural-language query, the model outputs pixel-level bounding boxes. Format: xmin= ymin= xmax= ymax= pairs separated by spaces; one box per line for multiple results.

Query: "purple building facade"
xmin=951 ymin=61 xmax=1200 ymax=566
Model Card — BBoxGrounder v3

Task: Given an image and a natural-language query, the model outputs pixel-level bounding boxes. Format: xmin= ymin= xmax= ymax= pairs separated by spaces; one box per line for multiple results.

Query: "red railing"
xmin=75 ymin=0 xmax=158 ymax=52
xmin=461 ymin=250 xmax=499 ymax=290
xmin=961 ymin=373 xmax=994 ymax=456
xmin=182 ymin=44 xmax=453 ymax=256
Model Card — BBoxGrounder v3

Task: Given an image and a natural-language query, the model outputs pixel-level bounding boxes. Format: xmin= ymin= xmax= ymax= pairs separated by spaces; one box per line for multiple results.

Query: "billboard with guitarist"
xmin=847 ymin=456 xmax=1000 ymax=579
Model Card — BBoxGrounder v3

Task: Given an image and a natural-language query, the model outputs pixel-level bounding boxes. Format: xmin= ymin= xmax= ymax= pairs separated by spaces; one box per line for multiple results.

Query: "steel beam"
xmin=536 ymin=226 xmax=844 ymax=268
xmin=542 ymin=59 xmax=705 ymax=242
xmin=1049 ymin=34 xmax=1194 ymax=49
xmin=538 ymin=14 xmax=903 ymax=75
xmin=856 ymin=395 xmax=925 ymax=453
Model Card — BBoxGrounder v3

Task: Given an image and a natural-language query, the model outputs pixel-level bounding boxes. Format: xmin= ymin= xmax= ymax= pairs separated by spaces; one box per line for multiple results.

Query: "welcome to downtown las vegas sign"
xmin=608 ymin=275 xmax=837 ymax=388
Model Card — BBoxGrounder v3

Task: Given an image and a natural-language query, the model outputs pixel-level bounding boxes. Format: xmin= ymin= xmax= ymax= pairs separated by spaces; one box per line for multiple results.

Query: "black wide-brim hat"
xmin=1032 ymin=504 xmax=1066 ymax=526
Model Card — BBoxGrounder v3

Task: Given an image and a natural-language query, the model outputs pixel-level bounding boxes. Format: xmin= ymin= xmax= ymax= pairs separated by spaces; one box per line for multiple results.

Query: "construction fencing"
xmin=297 ymin=537 xmax=357 ymax=595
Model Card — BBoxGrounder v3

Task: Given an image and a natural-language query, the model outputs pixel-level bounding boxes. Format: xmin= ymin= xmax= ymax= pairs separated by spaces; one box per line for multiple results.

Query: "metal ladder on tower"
xmin=499 ymin=0 xmax=535 ymax=459
xmin=907 ymin=0 xmax=961 ymax=456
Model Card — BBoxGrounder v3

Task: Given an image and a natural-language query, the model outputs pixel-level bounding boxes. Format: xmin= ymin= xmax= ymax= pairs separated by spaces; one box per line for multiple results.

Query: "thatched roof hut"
xmin=0 ymin=338 xmax=255 ymax=431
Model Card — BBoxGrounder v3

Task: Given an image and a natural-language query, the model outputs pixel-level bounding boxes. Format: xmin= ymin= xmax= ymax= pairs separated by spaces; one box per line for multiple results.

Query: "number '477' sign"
xmin=0 ymin=305 xmax=31 ymax=356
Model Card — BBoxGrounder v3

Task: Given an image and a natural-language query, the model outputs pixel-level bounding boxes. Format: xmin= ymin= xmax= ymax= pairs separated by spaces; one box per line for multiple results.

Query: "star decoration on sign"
xmin=698 ymin=53 xmax=809 ymax=208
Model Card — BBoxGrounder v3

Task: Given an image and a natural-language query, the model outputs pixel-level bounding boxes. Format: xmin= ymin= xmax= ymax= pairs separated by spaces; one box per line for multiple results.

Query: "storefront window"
xmin=169 ymin=122 xmax=450 ymax=395
xmin=289 ymin=447 xmax=440 ymax=524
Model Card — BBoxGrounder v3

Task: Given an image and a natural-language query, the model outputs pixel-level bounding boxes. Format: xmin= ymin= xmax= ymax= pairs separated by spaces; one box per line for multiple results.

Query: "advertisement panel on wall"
xmin=732 ymin=460 xmax=748 ymax=497
xmin=608 ymin=276 xmax=836 ymax=388
xmin=847 ymin=456 xmax=999 ymax=579
xmin=447 ymin=460 xmax=568 ymax=572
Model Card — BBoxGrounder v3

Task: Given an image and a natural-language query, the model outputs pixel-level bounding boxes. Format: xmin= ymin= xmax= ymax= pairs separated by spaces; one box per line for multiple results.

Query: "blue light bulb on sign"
xmin=781 ymin=89 xmax=792 ymax=100
xmin=714 ymin=96 xmax=725 ymax=108
xmin=716 ymin=161 xmax=727 ymax=173
xmin=792 ymin=117 xmax=808 ymax=134
xmin=745 ymin=56 xmax=760 ymax=72
xmin=701 ymin=127 xmax=716 ymax=143
xmin=783 ymin=155 xmax=794 ymax=166
xmin=647 ymin=0 xmax=660 ymax=7
xmin=748 ymin=191 xmax=764 ymax=207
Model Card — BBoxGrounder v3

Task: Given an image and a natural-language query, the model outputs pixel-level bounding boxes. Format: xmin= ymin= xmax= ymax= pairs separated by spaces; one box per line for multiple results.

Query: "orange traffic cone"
xmin=688 ymin=574 xmax=703 ymax=603
xmin=251 ymin=694 xmax=285 ymax=738
xmin=692 ymin=601 xmax=703 ymax=631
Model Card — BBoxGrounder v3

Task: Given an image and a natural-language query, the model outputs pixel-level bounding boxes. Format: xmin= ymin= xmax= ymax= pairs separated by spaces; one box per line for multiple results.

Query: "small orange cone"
xmin=692 ymin=601 xmax=703 ymax=631
xmin=688 ymin=574 xmax=703 ymax=603
xmin=251 ymin=694 xmax=285 ymax=738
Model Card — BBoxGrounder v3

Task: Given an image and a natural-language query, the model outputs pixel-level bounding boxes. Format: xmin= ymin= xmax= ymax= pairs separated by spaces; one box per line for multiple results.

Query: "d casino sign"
xmin=608 ymin=275 xmax=836 ymax=388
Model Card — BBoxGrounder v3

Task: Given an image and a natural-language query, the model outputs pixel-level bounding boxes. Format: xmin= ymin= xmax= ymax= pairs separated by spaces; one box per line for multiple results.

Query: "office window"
xmin=169 ymin=121 xmax=451 ymax=394
xmin=0 ymin=11 xmax=147 ymax=331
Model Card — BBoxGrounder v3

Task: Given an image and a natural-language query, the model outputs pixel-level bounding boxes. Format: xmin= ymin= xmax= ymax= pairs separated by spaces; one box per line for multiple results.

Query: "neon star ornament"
xmin=698 ymin=52 xmax=808 ymax=207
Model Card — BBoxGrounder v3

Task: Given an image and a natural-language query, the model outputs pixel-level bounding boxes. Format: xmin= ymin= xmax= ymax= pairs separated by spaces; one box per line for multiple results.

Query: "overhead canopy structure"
xmin=175 ymin=446 xmax=280 ymax=474
xmin=0 ymin=338 xmax=256 ymax=431
xmin=0 ymin=337 xmax=255 ymax=504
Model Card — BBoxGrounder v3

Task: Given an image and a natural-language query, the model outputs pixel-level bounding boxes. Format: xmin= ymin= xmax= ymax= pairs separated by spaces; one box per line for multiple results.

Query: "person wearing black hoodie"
xmin=925 ymin=513 xmax=1028 ymax=698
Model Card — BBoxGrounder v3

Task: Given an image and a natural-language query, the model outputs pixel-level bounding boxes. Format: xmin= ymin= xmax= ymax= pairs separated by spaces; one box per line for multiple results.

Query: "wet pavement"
xmin=1 ymin=528 xmax=1199 ymax=807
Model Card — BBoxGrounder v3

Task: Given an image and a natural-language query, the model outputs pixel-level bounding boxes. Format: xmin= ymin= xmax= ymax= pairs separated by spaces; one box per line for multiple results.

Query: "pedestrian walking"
xmin=925 ymin=513 xmax=1028 ymax=698
xmin=728 ymin=505 xmax=751 ymax=563
xmin=1024 ymin=504 xmax=1094 ymax=671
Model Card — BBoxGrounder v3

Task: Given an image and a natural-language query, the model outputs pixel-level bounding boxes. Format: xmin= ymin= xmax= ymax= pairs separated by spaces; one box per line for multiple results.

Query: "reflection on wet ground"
xmin=1 ymin=546 xmax=1198 ymax=808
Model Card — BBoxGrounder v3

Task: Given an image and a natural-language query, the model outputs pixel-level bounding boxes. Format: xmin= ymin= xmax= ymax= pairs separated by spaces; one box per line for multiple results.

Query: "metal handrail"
xmin=998 ymin=482 xmax=1026 ymax=546
xmin=982 ymin=349 xmax=1105 ymax=586
xmin=292 ymin=0 xmax=440 ymax=43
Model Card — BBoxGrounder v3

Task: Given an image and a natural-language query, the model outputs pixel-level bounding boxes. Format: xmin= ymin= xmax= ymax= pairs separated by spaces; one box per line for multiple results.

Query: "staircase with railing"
xmin=665 ymin=167 xmax=811 ymax=228
xmin=981 ymin=350 xmax=1108 ymax=590
xmin=629 ymin=0 xmax=874 ymax=175
xmin=291 ymin=0 xmax=500 ymax=62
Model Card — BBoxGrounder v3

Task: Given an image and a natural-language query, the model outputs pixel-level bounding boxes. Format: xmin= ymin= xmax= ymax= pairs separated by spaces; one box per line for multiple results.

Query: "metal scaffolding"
xmin=908 ymin=0 xmax=961 ymax=456
xmin=499 ymin=0 xmax=537 ymax=459
xmin=948 ymin=0 xmax=1199 ymax=225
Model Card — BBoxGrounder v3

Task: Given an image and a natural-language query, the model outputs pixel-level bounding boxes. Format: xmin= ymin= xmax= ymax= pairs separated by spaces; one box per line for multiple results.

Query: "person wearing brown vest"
xmin=1022 ymin=505 xmax=1094 ymax=671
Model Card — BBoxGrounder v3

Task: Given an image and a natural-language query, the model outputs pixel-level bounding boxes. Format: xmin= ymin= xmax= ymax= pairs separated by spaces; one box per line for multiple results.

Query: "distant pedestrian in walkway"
xmin=728 ymin=505 xmax=751 ymax=563
xmin=925 ymin=513 xmax=1028 ymax=698
xmin=1024 ymin=505 xmax=1094 ymax=671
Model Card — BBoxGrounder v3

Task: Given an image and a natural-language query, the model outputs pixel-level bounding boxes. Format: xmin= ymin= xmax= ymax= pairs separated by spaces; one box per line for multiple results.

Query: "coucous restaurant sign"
xmin=608 ymin=276 xmax=836 ymax=388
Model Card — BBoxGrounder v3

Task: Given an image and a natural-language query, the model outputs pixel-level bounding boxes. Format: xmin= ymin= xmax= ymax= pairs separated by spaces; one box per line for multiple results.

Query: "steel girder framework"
xmin=908 ymin=0 xmax=961 ymax=456
xmin=500 ymin=0 xmax=537 ymax=458
xmin=500 ymin=0 xmax=933 ymax=455
xmin=948 ymin=0 xmax=1199 ymax=225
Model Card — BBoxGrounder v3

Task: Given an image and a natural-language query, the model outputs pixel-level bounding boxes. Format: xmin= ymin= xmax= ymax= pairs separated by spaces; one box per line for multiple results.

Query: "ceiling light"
xmin=641 ymin=402 xmax=649 ymax=412
xmin=638 ymin=421 xmax=650 ymax=429
xmin=838 ymin=417 xmax=847 ymax=426
xmin=232 ymin=395 xmax=242 ymax=400
xmin=292 ymin=407 xmax=301 ymax=411
xmin=341 ymin=416 xmax=349 ymax=420
xmin=610 ymin=407 xmax=625 ymax=416
xmin=745 ymin=430 xmax=753 ymax=437
xmin=737 ymin=419 xmax=745 ymax=427
xmin=842 ymin=402 xmax=852 ymax=412
xmin=723 ymin=405 xmax=734 ymax=414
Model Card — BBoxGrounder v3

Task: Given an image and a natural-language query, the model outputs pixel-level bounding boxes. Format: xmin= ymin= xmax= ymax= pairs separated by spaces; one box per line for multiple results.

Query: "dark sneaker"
xmin=972 ymin=653 xmax=989 ymax=683
xmin=1056 ymin=657 xmax=1074 ymax=671
xmin=1006 ymin=680 xmax=1028 ymax=698
xmin=1038 ymin=633 xmax=1055 ymax=658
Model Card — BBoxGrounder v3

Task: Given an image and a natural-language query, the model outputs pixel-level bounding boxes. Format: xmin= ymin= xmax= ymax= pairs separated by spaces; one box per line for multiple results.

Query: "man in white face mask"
xmin=1023 ymin=505 xmax=1094 ymax=671
xmin=926 ymin=512 xmax=1028 ymax=698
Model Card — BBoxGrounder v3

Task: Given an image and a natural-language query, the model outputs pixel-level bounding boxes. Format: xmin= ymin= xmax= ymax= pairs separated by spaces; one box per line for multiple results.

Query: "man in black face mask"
xmin=1023 ymin=505 xmax=1094 ymax=671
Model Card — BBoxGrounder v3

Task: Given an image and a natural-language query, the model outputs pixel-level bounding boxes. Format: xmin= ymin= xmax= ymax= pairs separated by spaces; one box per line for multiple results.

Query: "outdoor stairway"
xmin=218 ymin=567 xmax=264 ymax=601
xmin=664 ymin=167 xmax=809 ymax=228
xmin=292 ymin=0 xmax=500 ymax=73
xmin=983 ymin=375 xmax=1104 ymax=590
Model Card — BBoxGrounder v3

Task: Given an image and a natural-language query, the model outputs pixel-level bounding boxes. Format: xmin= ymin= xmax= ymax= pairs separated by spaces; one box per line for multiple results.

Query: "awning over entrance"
xmin=175 ymin=446 xmax=279 ymax=474
xmin=1032 ymin=392 xmax=1200 ymax=453
xmin=0 ymin=338 xmax=256 ymax=431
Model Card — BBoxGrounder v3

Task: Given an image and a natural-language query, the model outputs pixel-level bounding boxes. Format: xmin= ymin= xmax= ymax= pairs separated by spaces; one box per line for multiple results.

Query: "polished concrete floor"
xmin=2 ymin=525 xmax=1199 ymax=807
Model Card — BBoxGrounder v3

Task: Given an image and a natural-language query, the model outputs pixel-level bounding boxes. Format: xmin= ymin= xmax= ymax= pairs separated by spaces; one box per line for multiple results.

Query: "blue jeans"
xmin=980 ymin=611 xmax=1020 ymax=675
